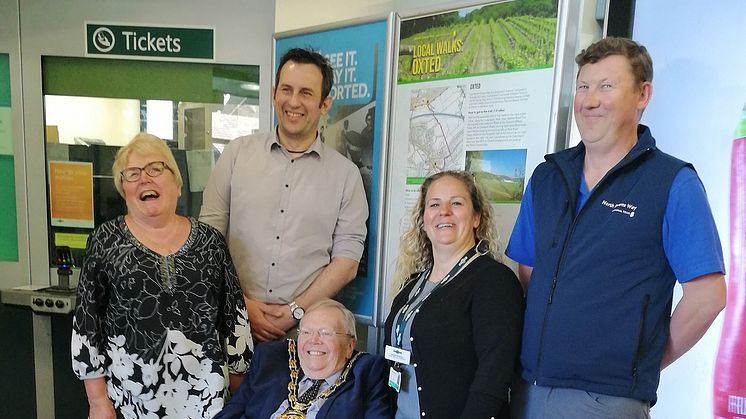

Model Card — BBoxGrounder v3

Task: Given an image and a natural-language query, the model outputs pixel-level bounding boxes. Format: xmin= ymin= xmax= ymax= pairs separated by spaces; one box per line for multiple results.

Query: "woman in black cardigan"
xmin=384 ymin=170 xmax=524 ymax=419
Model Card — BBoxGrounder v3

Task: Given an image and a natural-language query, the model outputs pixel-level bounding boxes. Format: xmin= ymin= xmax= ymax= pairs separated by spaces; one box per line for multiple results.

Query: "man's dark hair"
xmin=275 ymin=47 xmax=334 ymax=104
xmin=576 ymin=37 xmax=653 ymax=86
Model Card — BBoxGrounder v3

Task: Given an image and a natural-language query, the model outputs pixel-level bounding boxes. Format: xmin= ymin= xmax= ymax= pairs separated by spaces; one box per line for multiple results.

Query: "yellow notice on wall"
xmin=54 ymin=232 xmax=90 ymax=249
xmin=49 ymin=161 xmax=94 ymax=228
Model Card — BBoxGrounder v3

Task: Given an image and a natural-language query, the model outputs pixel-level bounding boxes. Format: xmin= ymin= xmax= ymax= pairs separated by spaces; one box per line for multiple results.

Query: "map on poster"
xmin=408 ymin=85 xmax=466 ymax=180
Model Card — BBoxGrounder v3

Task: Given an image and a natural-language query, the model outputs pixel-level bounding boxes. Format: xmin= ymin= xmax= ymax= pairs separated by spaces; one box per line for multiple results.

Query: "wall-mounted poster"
xmin=0 ymin=53 xmax=18 ymax=261
xmin=275 ymin=17 xmax=393 ymax=321
xmin=633 ymin=1 xmax=746 ymax=418
xmin=48 ymin=161 xmax=94 ymax=229
xmin=382 ymin=0 xmax=559 ymax=307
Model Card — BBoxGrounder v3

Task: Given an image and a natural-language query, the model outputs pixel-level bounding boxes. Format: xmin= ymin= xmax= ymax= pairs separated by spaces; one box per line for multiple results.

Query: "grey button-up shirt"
xmin=200 ymin=129 xmax=368 ymax=303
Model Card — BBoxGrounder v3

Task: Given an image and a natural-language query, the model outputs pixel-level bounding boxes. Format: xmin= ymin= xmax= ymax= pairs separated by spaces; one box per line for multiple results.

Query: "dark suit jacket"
xmin=215 ymin=339 xmax=393 ymax=419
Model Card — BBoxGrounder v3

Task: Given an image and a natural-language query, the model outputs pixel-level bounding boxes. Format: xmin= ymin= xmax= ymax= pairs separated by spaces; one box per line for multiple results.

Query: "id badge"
xmin=385 ymin=345 xmax=411 ymax=365
xmin=388 ymin=366 xmax=402 ymax=392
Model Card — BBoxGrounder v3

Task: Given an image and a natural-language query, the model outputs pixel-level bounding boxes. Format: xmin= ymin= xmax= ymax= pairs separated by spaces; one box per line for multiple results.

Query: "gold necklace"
xmin=279 ymin=339 xmax=362 ymax=419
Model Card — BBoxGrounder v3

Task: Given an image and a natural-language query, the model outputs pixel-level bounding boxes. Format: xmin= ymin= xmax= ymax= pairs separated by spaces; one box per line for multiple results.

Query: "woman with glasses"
xmin=71 ymin=133 xmax=252 ymax=419
xmin=216 ymin=299 xmax=393 ymax=419
xmin=384 ymin=171 xmax=524 ymax=419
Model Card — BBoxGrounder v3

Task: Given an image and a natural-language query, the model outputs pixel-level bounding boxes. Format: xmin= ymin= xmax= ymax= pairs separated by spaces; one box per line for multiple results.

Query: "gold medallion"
xmin=279 ymin=410 xmax=306 ymax=419
xmin=282 ymin=339 xmax=362 ymax=419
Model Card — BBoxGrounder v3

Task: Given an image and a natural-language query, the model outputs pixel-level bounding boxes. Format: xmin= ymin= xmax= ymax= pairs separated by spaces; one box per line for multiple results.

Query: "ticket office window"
xmin=42 ymin=56 xmax=260 ymax=270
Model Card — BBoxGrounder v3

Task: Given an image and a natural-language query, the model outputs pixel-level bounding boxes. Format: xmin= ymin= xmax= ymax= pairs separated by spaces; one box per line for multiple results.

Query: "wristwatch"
xmin=289 ymin=301 xmax=305 ymax=320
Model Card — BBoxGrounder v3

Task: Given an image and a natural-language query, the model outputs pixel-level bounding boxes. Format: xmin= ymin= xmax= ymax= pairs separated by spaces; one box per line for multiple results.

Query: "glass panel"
xmin=146 ymin=99 xmax=175 ymax=140
xmin=42 ymin=57 xmax=260 ymax=270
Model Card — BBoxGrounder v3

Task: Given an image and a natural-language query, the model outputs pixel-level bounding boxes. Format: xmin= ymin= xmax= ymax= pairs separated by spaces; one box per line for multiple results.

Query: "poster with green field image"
xmin=384 ymin=0 xmax=560 ymax=297
xmin=398 ymin=0 xmax=557 ymax=83
xmin=465 ymin=148 xmax=527 ymax=203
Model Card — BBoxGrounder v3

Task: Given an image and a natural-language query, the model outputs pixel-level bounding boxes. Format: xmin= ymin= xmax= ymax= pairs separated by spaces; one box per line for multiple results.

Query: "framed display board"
xmin=380 ymin=0 xmax=567 ymax=323
xmin=274 ymin=15 xmax=396 ymax=323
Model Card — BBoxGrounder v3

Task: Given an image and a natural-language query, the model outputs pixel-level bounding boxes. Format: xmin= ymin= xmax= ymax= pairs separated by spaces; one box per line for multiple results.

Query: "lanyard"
xmin=394 ymin=246 xmax=481 ymax=347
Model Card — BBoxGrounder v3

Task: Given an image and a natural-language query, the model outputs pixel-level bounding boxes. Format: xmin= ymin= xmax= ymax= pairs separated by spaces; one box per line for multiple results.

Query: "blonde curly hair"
xmin=391 ymin=170 xmax=500 ymax=293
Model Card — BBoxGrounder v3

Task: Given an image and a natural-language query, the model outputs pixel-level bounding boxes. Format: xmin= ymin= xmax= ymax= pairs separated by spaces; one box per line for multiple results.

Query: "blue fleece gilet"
xmin=521 ymin=125 xmax=689 ymax=403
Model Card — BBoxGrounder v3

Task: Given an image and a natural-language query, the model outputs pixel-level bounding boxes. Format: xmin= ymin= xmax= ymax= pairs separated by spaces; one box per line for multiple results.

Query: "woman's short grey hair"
xmin=111 ymin=132 xmax=183 ymax=198
xmin=302 ymin=299 xmax=357 ymax=339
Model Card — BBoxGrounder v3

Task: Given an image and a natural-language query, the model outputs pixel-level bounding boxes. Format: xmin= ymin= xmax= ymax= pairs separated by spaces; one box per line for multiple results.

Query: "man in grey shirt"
xmin=200 ymin=48 xmax=368 ymax=342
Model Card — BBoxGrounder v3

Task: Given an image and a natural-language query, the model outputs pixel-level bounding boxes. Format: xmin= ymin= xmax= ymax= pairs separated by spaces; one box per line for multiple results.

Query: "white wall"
xmin=275 ymin=0 xmax=504 ymax=33
xmin=275 ymin=0 xmax=390 ymax=31
xmin=634 ymin=1 xmax=746 ymax=418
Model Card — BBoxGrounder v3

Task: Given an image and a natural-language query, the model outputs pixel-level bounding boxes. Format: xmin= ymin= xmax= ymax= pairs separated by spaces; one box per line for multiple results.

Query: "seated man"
xmin=216 ymin=299 xmax=392 ymax=419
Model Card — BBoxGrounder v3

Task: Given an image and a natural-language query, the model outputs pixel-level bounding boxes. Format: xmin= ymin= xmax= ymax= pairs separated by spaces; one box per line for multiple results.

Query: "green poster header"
xmin=86 ymin=22 xmax=214 ymax=61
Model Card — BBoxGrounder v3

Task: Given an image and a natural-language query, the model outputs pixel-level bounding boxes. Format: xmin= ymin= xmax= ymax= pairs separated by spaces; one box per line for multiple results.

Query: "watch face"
xmin=293 ymin=307 xmax=305 ymax=320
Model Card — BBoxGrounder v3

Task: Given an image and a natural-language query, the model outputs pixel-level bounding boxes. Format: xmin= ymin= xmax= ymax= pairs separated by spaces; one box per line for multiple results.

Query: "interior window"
xmin=42 ymin=56 xmax=260 ymax=270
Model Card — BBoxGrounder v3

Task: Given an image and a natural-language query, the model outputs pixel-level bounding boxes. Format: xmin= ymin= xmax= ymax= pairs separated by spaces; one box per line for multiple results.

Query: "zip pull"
xmin=548 ymin=276 xmax=558 ymax=304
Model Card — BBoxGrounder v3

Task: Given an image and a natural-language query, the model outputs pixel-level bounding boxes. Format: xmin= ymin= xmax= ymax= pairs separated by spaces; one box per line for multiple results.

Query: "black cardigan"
xmin=384 ymin=256 xmax=524 ymax=419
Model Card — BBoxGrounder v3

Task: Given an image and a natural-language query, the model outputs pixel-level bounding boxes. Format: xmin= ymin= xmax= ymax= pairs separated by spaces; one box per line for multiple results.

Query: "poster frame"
xmin=272 ymin=13 xmax=397 ymax=326
xmin=377 ymin=0 xmax=579 ymax=333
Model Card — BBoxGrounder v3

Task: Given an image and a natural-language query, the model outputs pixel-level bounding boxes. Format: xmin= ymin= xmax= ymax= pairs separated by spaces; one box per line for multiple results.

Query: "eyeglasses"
xmin=297 ymin=328 xmax=352 ymax=339
xmin=120 ymin=161 xmax=172 ymax=183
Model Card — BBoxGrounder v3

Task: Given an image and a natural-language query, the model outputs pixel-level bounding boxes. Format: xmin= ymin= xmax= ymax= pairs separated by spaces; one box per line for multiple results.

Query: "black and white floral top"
xmin=71 ymin=216 xmax=252 ymax=419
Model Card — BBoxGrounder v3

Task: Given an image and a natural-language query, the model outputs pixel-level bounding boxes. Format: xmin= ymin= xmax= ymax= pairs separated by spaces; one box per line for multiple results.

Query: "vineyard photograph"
xmin=399 ymin=0 xmax=558 ymax=83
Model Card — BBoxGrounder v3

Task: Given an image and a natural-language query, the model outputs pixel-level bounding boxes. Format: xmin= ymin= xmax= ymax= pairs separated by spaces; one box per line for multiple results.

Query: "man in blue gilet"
xmin=506 ymin=37 xmax=726 ymax=418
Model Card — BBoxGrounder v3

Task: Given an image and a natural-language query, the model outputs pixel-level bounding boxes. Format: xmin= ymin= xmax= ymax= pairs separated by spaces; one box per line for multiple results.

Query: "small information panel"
xmin=49 ymin=161 xmax=94 ymax=229
xmin=86 ymin=22 xmax=214 ymax=61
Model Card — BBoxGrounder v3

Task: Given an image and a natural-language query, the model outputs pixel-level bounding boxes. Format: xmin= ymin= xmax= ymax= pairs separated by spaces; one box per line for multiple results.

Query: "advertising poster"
xmin=275 ymin=19 xmax=390 ymax=320
xmin=633 ymin=1 xmax=746 ymax=417
xmin=49 ymin=161 xmax=95 ymax=229
xmin=384 ymin=0 xmax=558 ymax=299
xmin=0 ymin=53 xmax=18 ymax=261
